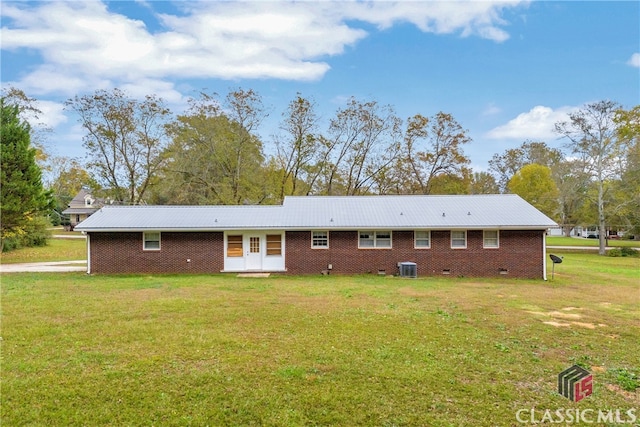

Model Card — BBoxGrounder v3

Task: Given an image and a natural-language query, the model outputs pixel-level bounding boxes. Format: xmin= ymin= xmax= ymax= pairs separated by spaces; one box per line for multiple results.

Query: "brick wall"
xmin=88 ymin=232 xmax=224 ymax=274
xmin=88 ymin=229 xmax=545 ymax=278
xmin=285 ymin=230 xmax=545 ymax=278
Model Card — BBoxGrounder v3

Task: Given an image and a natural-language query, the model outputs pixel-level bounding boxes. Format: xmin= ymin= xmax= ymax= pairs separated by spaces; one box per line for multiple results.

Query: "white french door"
xmin=245 ymin=235 xmax=262 ymax=270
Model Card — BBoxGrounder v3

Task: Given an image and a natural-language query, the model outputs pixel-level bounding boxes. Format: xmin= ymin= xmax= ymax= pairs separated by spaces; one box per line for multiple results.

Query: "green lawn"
xmin=547 ymin=235 xmax=640 ymax=248
xmin=1 ymin=238 xmax=86 ymax=264
xmin=2 ymin=254 xmax=639 ymax=426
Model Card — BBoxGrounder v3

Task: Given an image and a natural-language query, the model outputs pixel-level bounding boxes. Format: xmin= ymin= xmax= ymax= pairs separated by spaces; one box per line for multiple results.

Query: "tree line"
xmin=2 ymin=87 xmax=638 ymax=254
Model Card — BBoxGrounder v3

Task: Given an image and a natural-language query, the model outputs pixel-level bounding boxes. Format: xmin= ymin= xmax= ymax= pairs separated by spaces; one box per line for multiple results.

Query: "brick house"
xmin=75 ymin=195 xmax=557 ymax=279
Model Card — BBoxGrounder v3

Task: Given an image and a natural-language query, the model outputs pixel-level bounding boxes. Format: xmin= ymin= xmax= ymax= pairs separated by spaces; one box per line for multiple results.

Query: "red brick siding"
xmin=88 ymin=232 xmax=224 ymax=274
xmin=285 ymin=230 xmax=545 ymax=278
xmin=88 ymin=229 xmax=545 ymax=278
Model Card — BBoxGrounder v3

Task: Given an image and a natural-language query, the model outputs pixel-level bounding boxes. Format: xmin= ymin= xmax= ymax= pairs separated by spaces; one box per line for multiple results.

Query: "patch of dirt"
xmin=547 ymin=311 xmax=582 ymax=319
xmin=543 ymin=321 xmax=571 ymax=327
xmin=528 ymin=307 xmax=603 ymax=329
xmin=606 ymin=384 xmax=640 ymax=404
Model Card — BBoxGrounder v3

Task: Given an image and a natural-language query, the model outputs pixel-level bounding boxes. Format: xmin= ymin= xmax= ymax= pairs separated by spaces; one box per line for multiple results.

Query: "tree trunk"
xmin=598 ymin=170 xmax=606 ymax=255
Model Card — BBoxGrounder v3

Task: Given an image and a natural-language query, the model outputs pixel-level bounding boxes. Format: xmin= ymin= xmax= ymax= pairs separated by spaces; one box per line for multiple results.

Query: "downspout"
xmin=85 ymin=232 xmax=91 ymax=275
xmin=542 ymin=229 xmax=548 ymax=281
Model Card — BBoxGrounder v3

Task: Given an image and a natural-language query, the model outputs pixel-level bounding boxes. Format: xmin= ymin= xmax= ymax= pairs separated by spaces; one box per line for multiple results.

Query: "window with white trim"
xmin=450 ymin=230 xmax=467 ymax=249
xmin=359 ymin=231 xmax=392 ymax=248
xmin=312 ymin=231 xmax=329 ymax=248
xmin=483 ymin=230 xmax=499 ymax=248
xmin=414 ymin=230 xmax=431 ymax=248
xmin=143 ymin=232 xmax=161 ymax=250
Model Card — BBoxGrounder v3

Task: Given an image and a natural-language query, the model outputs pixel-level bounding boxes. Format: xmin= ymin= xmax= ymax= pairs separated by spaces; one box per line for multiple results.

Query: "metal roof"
xmin=75 ymin=205 xmax=286 ymax=231
xmin=62 ymin=207 xmax=99 ymax=215
xmin=75 ymin=194 xmax=557 ymax=232
xmin=281 ymin=195 xmax=557 ymax=229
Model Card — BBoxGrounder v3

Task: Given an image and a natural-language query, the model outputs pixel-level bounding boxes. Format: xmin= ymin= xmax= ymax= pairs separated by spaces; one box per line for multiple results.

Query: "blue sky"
xmin=2 ymin=1 xmax=638 ymax=172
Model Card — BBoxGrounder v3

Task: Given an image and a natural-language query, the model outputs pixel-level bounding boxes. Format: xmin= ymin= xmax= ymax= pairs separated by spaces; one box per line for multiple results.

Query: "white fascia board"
xmin=78 ymin=227 xmax=285 ymax=232
xmin=78 ymin=225 xmax=555 ymax=232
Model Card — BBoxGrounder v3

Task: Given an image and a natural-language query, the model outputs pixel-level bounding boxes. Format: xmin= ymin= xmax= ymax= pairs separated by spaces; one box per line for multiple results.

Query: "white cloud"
xmin=338 ymin=1 xmax=524 ymax=42
xmin=16 ymin=99 xmax=67 ymax=130
xmin=34 ymin=101 xmax=68 ymax=129
xmin=486 ymin=105 xmax=578 ymax=140
xmin=1 ymin=0 xmax=528 ymax=96
xmin=627 ymin=53 xmax=640 ymax=68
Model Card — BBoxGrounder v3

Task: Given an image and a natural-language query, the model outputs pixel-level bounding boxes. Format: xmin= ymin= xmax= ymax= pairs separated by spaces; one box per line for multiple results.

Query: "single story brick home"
xmin=75 ymin=195 xmax=557 ymax=279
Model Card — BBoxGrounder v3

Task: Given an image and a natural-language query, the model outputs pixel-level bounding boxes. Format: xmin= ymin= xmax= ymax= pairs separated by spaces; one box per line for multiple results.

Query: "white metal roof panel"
xmin=75 ymin=195 xmax=557 ymax=232
xmin=75 ymin=205 xmax=286 ymax=231
xmin=281 ymin=195 xmax=557 ymax=229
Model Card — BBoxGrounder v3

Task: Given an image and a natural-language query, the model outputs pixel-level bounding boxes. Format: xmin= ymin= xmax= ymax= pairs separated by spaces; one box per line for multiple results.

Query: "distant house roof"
xmin=61 ymin=207 xmax=101 ymax=215
xmin=75 ymin=195 xmax=557 ymax=232
xmin=62 ymin=189 xmax=103 ymax=215
xmin=68 ymin=188 xmax=92 ymax=205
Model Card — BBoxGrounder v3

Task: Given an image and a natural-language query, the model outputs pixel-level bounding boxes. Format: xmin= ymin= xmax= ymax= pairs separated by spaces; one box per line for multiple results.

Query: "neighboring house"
xmin=61 ymin=189 xmax=102 ymax=230
xmin=75 ymin=195 xmax=557 ymax=279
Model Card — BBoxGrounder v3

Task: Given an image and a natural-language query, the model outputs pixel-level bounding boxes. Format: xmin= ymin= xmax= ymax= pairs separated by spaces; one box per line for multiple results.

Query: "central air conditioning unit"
xmin=398 ymin=262 xmax=417 ymax=278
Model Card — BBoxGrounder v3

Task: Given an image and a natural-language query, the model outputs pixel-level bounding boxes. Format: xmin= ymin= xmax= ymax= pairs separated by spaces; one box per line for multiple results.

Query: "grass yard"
xmin=547 ymin=236 xmax=640 ymax=248
xmin=2 ymin=253 xmax=639 ymax=426
xmin=0 ymin=238 xmax=86 ymax=264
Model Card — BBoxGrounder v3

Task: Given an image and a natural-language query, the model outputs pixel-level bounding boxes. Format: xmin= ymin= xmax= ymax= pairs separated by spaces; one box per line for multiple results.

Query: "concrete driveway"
xmin=0 ymin=260 xmax=87 ymax=273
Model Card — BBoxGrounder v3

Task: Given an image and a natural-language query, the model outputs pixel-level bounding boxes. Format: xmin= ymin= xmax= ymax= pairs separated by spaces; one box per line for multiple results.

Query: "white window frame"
xmin=450 ymin=230 xmax=467 ymax=249
xmin=483 ymin=230 xmax=500 ymax=248
xmin=414 ymin=230 xmax=431 ymax=249
xmin=311 ymin=231 xmax=329 ymax=249
xmin=359 ymin=230 xmax=392 ymax=249
xmin=143 ymin=232 xmax=161 ymax=251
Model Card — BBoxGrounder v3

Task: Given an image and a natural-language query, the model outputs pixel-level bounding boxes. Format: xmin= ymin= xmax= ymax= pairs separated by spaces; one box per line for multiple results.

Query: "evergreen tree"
xmin=1 ymin=100 xmax=54 ymax=251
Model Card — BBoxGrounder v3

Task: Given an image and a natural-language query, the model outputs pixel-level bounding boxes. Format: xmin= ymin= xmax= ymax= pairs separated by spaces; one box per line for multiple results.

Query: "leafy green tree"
xmin=399 ymin=112 xmax=471 ymax=194
xmin=1 ymin=100 xmax=54 ymax=251
xmin=274 ymin=94 xmax=321 ymax=201
xmin=507 ymin=164 xmax=559 ymax=219
xmin=554 ymin=159 xmax=590 ymax=236
xmin=555 ymin=100 xmax=623 ymax=254
xmin=313 ymin=98 xmax=402 ymax=195
xmin=488 ymin=141 xmax=563 ymax=192
xmin=470 ymin=171 xmax=499 ymax=194
xmin=65 ymin=88 xmax=172 ymax=204
xmin=160 ymin=94 xmax=267 ymax=205
xmin=613 ymin=105 xmax=640 ymax=235
xmin=48 ymin=156 xmax=99 ymax=224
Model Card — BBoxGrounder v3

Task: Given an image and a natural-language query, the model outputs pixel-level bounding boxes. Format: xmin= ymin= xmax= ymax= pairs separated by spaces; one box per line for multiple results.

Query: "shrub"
xmin=1 ymin=216 xmax=51 ymax=252
xmin=608 ymin=247 xmax=639 ymax=257
xmin=620 ymin=247 xmax=639 ymax=257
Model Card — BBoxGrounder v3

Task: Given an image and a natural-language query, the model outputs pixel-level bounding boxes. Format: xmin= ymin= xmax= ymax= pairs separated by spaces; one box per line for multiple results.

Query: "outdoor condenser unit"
xmin=399 ymin=262 xmax=417 ymax=278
